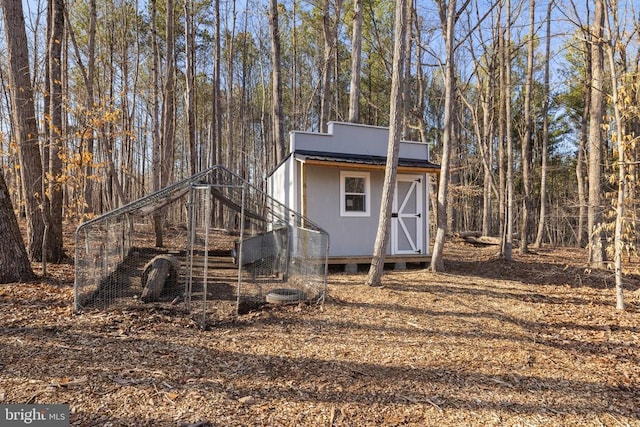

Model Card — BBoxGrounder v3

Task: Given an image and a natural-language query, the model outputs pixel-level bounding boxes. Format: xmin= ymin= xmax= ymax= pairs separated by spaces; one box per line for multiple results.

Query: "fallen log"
xmin=461 ymin=235 xmax=501 ymax=246
xmin=141 ymin=254 xmax=181 ymax=302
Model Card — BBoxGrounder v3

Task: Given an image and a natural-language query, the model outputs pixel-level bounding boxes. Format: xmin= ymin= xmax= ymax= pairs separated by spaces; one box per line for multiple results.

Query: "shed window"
xmin=340 ymin=171 xmax=370 ymax=217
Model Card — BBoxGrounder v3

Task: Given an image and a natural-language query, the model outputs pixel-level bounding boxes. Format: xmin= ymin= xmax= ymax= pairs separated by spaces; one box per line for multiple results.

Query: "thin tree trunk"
xmin=430 ymin=0 xmax=461 ymax=272
xmin=366 ymin=0 xmax=407 ymax=286
xmin=588 ymin=0 xmax=605 ymax=268
xmin=497 ymin=17 xmax=506 ymax=251
xmin=319 ymin=0 xmax=342 ymax=132
xmin=46 ymin=0 xmax=65 ymax=262
xmin=604 ymin=6 xmax=625 ymax=310
xmin=225 ymin=0 xmax=237 ymax=173
xmin=577 ymin=80 xmax=589 ymax=247
xmin=348 ymin=0 xmax=363 ymax=123
xmin=503 ymin=0 xmax=514 ymax=260
xmin=519 ymin=0 xmax=535 ymax=254
xmin=534 ymin=0 xmax=553 ymax=248
xmin=320 ymin=0 xmax=332 ymax=132
xmin=151 ymin=0 xmax=163 ymax=245
xmin=185 ymin=0 xmax=197 ymax=174
xmin=269 ymin=0 xmax=285 ymax=166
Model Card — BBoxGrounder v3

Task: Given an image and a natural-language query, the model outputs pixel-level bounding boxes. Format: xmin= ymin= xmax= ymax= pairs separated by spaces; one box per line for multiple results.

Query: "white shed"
xmin=267 ymin=122 xmax=440 ymax=265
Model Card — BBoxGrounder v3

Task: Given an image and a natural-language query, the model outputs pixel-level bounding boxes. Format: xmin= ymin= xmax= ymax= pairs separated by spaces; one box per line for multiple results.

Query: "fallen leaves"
xmin=1 ymin=242 xmax=639 ymax=426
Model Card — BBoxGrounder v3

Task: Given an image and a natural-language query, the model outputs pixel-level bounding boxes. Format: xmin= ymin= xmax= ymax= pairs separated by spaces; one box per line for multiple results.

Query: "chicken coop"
xmin=74 ymin=166 xmax=329 ymax=326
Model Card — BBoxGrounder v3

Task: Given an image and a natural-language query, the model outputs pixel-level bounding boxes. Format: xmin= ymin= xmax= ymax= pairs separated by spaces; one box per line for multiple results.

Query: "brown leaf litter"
xmin=1 ymin=239 xmax=639 ymax=426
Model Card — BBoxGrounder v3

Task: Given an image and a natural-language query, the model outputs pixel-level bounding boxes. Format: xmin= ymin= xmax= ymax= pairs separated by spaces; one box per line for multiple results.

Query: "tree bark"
xmin=519 ymin=0 xmax=535 ymax=254
xmin=319 ymin=0 xmax=342 ymax=132
xmin=503 ymin=0 xmax=514 ymax=261
xmin=269 ymin=0 xmax=285 ymax=166
xmin=1 ymin=0 xmax=46 ymax=262
xmin=588 ymin=0 xmax=605 ymax=268
xmin=185 ymin=0 xmax=197 ymax=175
xmin=430 ymin=0 xmax=460 ymax=271
xmin=154 ymin=0 xmax=177 ymax=247
xmin=45 ymin=0 xmax=65 ymax=262
xmin=533 ymin=0 xmax=553 ymax=248
xmin=366 ymin=0 xmax=407 ymax=286
xmin=348 ymin=0 xmax=363 ymax=123
xmin=0 ymin=169 xmax=34 ymax=283
xmin=603 ymin=5 xmax=625 ymax=310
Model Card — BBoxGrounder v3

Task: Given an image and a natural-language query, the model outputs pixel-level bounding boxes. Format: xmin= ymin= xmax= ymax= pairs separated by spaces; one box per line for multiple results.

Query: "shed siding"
xmin=268 ymin=156 xmax=298 ymax=213
xmin=305 ymin=164 xmax=388 ymax=257
xmin=290 ymin=122 xmax=430 ymax=162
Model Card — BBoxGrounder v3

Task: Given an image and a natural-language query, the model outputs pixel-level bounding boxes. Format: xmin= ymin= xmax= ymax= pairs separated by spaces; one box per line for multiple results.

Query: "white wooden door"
xmin=392 ymin=175 xmax=423 ymax=255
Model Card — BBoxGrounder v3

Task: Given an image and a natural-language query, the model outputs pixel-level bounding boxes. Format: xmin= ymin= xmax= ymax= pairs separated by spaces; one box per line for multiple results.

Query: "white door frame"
xmin=391 ymin=174 xmax=424 ymax=255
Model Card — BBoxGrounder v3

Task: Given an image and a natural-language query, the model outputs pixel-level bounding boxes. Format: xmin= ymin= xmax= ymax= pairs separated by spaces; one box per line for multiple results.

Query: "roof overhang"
xmin=294 ymin=150 xmax=441 ymax=174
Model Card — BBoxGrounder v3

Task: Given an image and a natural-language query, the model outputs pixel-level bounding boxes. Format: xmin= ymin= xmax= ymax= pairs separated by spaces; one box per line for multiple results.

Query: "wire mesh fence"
xmin=74 ymin=166 xmax=329 ymax=326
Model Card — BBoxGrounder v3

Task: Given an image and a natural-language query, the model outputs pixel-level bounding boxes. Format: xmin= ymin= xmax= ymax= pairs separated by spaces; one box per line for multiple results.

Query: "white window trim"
xmin=340 ymin=170 xmax=371 ymax=217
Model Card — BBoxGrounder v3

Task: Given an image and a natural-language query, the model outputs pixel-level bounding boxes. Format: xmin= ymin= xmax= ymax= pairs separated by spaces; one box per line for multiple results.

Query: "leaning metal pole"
xmin=201 ymin=185 xmax=212 ymax=328
xmin=236 ymin=185 xmax=246 ymax=315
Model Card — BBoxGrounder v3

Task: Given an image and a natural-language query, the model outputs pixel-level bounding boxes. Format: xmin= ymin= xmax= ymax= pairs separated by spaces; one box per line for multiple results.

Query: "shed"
xmin=267 ymin=122 xmax=440 ymax=265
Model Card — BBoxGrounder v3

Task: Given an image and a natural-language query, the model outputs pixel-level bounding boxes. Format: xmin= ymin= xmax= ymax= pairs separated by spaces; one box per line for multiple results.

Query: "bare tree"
xmin=430 ymin=0 xmax=469 ymax=271
xmin=588 ymin=0 xmax=605 ymax=267
xmin=366 ymin=0 xmax=407 ymax=286
xmin=269 ymin=0 xmax=285 ymax=165
xmin=348 ymin=0 xmax=363 ymax=123
xmin=502 ymin=0 xmax=514 ymax=260
xmin=319 ymin=0 xmax=342 ymax=132
xmin=1 ymin=0 xmax=46 ymax=261
xmin=44 ymin=0 xmax=65 ymax=263
xmin=519 ymin=0 xmax=535 ymax=254
xmin=533 ymin=0 xmax=553 ymax=248
xmin=185 ymin=0 xmax=197 ymax=174
xmin=604 ymin=1 xmax=626 ymax=310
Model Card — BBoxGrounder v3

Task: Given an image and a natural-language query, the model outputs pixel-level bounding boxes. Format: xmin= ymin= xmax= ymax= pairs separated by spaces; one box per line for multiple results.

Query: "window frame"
xmin=340 ymin=170 xmax=371 ymax=217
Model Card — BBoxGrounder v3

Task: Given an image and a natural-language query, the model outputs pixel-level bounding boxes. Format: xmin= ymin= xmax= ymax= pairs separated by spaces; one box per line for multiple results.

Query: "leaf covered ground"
xmin=1 ymin=239 xmax=639 ymax=426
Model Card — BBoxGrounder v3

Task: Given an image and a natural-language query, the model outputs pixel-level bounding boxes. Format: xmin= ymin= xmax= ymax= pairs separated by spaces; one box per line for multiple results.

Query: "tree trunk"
xmin=151 ymin=0 xmax=163 ymax=245
xmin=45 ymin=0 xmax=65 ymax=262
xmin=225 ymin=0 xmax=237 ymax=173
xmin=348 ymin=0 xmax=363 ymax=123
xmin=430 ymin=0 xmax=460 ymax=272
xmin=319 ymin=0 xmax=342 ymax=132
xmin=366 ymin=0 xmax=407 ymax=286
xmin=533 ymin=0 xmax=552 ymax=248
xmin=603 ymin=8 xmax=625 ymax=310
xmin=1 ymin=0 xmax=46 ymax=262
xmin=497 ymin=17 xmax=506 ymax=255
xmin=503 ymin=0 xmax=514 ymax=261
xmin=588 ymin=0 xmax=605 ymax=268
xmin=576 ymin=56 xmax=590 ymax=248
xmin=185 ymin=0 xmax=197 ymax=175
xmin=0 ymin=169 xmax=34 ymax=283
xmin=519 ymin=0 xmax=535 ymax=254
xmin=269 ymin=0 xmax=285 ymax=166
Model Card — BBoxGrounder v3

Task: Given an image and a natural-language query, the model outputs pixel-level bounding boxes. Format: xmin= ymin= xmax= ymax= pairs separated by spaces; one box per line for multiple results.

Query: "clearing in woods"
xmin=0 ymin=238 xmax=639 ymax=426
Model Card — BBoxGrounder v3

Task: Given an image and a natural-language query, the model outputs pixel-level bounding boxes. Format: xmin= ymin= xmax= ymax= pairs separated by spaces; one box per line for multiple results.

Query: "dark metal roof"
xmin=294 ymin=149 xmax=440 ymax=170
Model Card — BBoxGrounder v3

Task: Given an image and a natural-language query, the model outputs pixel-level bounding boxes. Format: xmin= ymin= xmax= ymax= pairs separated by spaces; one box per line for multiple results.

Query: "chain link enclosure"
xmin=74 ymin=167 xmax=329 ymax=326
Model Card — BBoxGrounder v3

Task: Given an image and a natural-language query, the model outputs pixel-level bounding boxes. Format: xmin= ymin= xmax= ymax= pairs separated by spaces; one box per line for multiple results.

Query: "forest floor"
xmin=1 ymin=235 xmax=640 ymax=426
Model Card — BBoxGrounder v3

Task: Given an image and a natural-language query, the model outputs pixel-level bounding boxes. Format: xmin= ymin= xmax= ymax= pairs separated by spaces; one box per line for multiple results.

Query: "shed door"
xmin=392 ymin=175 xmax=423 ymax=255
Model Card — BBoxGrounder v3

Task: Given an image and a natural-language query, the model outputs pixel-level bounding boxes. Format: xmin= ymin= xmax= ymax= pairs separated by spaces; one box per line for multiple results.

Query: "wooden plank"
xmin=327 ymin=254 xmax=430 ymax=265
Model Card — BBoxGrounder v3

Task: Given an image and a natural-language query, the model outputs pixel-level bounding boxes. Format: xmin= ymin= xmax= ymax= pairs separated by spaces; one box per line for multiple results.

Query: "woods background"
xmin=1 ymin=0 xmax=639 ymax=274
